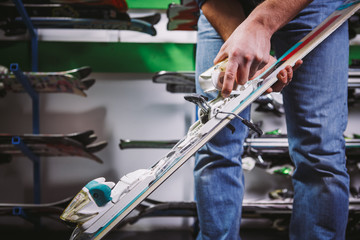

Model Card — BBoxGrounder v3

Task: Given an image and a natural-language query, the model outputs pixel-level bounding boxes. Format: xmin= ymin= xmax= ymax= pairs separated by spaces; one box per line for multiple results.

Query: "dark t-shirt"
xmin=196 ymin=0 xmax=264 ymax=16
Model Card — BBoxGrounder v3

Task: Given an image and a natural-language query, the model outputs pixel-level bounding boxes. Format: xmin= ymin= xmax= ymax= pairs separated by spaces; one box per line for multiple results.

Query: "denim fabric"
xmin=194 ymin=10 xmax=250 ymax=240
xmin=194 ymin=0 xmax=350 ymax=239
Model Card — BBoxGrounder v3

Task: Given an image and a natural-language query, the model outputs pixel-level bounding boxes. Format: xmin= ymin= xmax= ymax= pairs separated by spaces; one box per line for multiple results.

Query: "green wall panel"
xmin=2 ymin=41 xmax=360 ymax=73
xmin=127 ymin=0 xmax=181 ymax=9
xmin=350 ymin=45 xmax=360 ymax=64
xmin=0 ymin=41 xmax=196 ymax=73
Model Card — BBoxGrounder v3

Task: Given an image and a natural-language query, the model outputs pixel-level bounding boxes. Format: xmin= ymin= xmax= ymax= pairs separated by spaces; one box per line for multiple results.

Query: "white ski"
xmin=60 ymin=1 xmax=360 ymax=239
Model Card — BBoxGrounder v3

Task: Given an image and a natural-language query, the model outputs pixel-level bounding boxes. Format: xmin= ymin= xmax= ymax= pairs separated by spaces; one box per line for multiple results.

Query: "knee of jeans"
xmin=290 ymin=148 xmax=348 ymax=183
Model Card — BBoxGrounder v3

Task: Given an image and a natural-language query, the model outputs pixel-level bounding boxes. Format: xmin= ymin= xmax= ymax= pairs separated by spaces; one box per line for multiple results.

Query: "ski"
xmin=1 ymin=16 xmax=157 ymax=36
xmin=348 ymin=67 xmax=360 ymax=104
xmin=0 ymin=197 xmax=73 ymax=223
xmin=0 ymin=66 xmax=94 ymax=97
xmin=0 ymin=2 xmax=130 ymax=21
xmin=119 ymin=139 xmax=179 ymax=149
xmin=118 ymin=134 xmax=360 ymax=174
xmin=166 ymin=0 xmax=199 ymax=31
xmin=152 ymin=71 xmax=196 ymax=93
xmin=152 ymin=71 xmax=195 ymax=85
xmin=102 ymin=196 xmax=360 ymax=233
xmin=60 ymin=1 xmax=360 ymax=239
xmin=0 ymin=131 xmax=107 ymax=163
xmin=0 ymin=1 xmax=160 ymax=30
xmin=17 ymin=0 xmax=128 ymax=13
xmin=348 ymin=67 xmax=360 ymax=87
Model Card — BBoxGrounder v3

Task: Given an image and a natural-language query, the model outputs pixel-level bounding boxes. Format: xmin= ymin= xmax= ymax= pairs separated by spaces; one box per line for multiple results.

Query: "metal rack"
xmin=10 ymin=0 xmax=41 ymax=205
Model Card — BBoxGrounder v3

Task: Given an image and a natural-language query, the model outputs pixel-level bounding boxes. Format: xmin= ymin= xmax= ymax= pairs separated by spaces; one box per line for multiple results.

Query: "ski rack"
xmin=10 ymin=63 xmax=40 ymax=134
xmin=9 ymin=0 xmax=41 ymax=206
xmin=11 ymin=0 xmax=38 ymax=71
xmin=10 ymin=63 xmax=41 ymax=207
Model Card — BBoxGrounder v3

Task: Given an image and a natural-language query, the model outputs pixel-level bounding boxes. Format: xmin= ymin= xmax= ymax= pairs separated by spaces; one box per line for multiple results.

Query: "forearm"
xmin=201 ymin=0 xmax=246 ymax=40
xmin=245 ymin=0 xmax=313 ymax=36
xmin=202 ymin=0 xmax=312 ymax=41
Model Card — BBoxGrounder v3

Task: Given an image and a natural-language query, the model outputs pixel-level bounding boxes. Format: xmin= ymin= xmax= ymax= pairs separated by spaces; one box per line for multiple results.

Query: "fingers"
xmin=271 ymin=68 xmax=289 ymax=92
xmin=269 ymin=59 xmax=303 ymax=93
xmin=217 ymin=56 xmax=302 ymax=97
xmin=221 ymin=59 xmax=241 ymax=98
xmin=214 ymin=49 xmax=228 ymax=65
xmin=220 ymin=56 xmax=269 ymax=98
xmin=293 ymin=59 xmax=303 ymax=71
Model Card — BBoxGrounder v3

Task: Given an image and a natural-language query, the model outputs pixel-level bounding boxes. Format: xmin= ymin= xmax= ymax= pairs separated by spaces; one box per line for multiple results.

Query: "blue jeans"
xmin=194 ymin=1 xmax=350 ymax=239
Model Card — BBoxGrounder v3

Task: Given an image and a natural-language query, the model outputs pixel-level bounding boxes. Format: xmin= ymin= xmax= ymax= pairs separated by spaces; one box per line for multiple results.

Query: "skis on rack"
xmin=0 ymin=197 xmax=73 ymax=225
xmin=0 ymin=66 xmax=94 ymax=97
xmin=166 ymin=0 xmax=199 ymax=31
xmin=0 ymin=1 xmax=160 ymax=26
xmin=60 ymin=1 xmax=360 ymax=239
xmin=152 ymin=68 xmax=359 ymax=114
xmin=10 ymin=0 xmax=128 ymax=13
xmin=152 ymin=71 xmax=196 ymax=93
xmin=348 ymin=66 xmax=360 ymax=104
xmin=0 ymin=0 xmax=160 ymax=36
xmin=0 ymin=130 xmax=107 ymax=163
xmin=0 ymin=15 xmax=159 ymax=36
xmin=94 ymin=195 xmax=360 ymax=233
xmin=118 ymin=132 xmax=360 ymax=175
xmin=0 ymin=2 xmax=130 ymax=22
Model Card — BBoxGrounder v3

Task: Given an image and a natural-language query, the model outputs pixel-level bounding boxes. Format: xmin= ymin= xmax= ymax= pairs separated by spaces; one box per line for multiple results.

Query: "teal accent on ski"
xmin=85 ymin=180 xmax=112 ymax=207
xmin=337 ymin=1 xmax=360 ymax=10
xmin=277 ymin=42 xmax=303 ymax=62
xmin=254 ymin=42 xmax=302 ymax=81
xmin=94 ymin=155 xmax=185 ymax=238
xmin=94 ymin=187 xmax=150 ymax=238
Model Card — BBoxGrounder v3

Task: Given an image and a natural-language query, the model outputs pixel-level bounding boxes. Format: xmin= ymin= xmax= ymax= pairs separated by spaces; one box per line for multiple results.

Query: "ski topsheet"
xmin=60 ymin=1 xmax=360 ymax=239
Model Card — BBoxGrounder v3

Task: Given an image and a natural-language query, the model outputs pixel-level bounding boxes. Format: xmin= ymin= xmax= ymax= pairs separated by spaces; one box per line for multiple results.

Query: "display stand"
xmin=10 ymin=64 xmax=41 ymax=205
xmin=11 ymin=0 xmax=38 ymax=71
xmin=9 ymin=0 xmax=41 ymax=205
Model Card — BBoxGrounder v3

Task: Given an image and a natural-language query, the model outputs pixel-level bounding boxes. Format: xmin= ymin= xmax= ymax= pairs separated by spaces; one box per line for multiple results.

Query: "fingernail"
xmin=222 ymin=92 xmax=230 ymax=98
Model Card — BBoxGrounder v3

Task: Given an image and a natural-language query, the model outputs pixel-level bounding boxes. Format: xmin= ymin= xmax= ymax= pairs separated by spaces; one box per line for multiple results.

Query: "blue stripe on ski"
xmin=337 ymin=1 xmax=360 ymax=10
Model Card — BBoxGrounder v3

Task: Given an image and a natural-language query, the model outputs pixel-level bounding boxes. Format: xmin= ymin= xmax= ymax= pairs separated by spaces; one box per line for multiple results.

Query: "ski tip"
xmin=153 ymin=13 xmax=162 ymax=25
xmin=136 ymin=13 xmax=161 ymax=25
xmin=86 ymin=141 xmax=108 ymax=153
xmin=89 ymin=154 xmax=104 ymax=164
xmin=81 ymin=79 xmax=96 ymax=90
xmin=73 ymin=88 xmax=88 ymax=97
xmin=70 ymin=130 xmax=97 ymax=146
xmin=77 ymin=66 xmax=92 ymax=79
xmin=119 ymin=139 xmax=129 ymax=150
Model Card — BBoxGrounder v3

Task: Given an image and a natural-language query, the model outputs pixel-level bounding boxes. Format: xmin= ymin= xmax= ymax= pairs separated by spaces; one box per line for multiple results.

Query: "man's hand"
xmin=205 ymin=0 xmax=311 ymax=98
xmin=270 ymin=59 xmax=303 ymax=93
xmin=214 ymin=56 xmax=303 ymax=95
xmin=253 ymin=57 xmax=303 ymax=94
xmin=213 ymin=20 xmax=272 ymax=97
